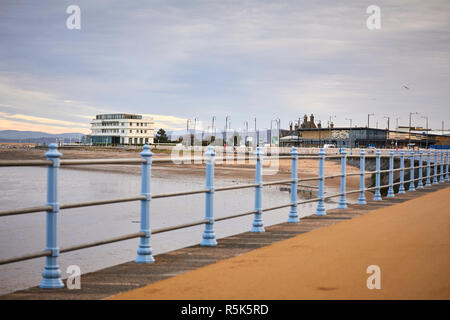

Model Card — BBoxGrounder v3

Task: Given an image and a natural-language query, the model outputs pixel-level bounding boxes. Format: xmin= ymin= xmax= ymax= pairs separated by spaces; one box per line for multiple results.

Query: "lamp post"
xmin=409 ymin=112 xmax=419 ymax=149
xmin=384 ymin=116 xmax=390 ymax=148
xmin=186 ymin=119 xmax=192 ymax=146
xmin=225 ymin=115 xmax=231 ymax=147
xmin=254 ymin=117 xmax=258 ymax=147
xmin=212 ymin=116 xmax=216 ymax=138
xmin=421 ymin=116 xmax=428 ymax=149
xmin=193 ymin=117 xmax=199 ymax=146
xmin=345 ymin=118 xmax=352 ymax=154
xmin=270 ymin=120 xmax=274 ymax=147
xmin=367 ymin=113 xmax=375 ymax=128
xmin=244 ymin=121 xmax=249 ymax=147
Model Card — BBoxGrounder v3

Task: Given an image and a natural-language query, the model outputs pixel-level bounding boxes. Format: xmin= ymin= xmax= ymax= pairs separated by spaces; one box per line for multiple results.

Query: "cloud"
xmin=0 ymin=117 xmax=89 ymax=134
xmin=142 ymin=113 xmax=187 ymax=131
xmin=0 ymin=0 xmax=449 ymax=132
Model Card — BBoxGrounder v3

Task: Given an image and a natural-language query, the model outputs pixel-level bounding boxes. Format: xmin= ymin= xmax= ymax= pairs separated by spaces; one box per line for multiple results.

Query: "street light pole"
xmin=225 ymin=115 xmax=231 ymax=147
xmin=421 ymin=116 xmax=428 ymax=149
xmin=368 ymin=113 xmax=375 ymax=128
xmin=346 ymin=118 xmax=352 ymax=154
xmin=276 ymin=118 xmax=281 ymax=148
xmin=384 ymin=116 xmax=390 ymax=148
xmin=255 ymin=117 xmax=259 ymax=147
xmin=409 ymin=112 xmax=419 ymax=149
xmin=244 ymin=121 xmax=249 ymax=147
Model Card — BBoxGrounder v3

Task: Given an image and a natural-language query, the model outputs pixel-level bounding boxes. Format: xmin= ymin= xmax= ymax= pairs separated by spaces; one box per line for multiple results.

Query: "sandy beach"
xmin=0 ymin=146 xmax=366 ymax=198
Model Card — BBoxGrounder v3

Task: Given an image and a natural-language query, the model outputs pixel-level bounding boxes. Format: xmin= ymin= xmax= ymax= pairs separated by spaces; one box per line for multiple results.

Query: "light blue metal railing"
xmin=0 ymin=144 xmax=448 ymax=289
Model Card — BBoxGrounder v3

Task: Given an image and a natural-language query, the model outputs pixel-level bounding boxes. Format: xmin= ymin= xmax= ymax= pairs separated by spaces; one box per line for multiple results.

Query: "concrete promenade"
xmin=2 ymin=183 xmax=449 ymax=300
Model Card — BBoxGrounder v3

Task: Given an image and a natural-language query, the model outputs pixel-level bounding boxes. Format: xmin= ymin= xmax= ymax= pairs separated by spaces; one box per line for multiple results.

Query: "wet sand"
xmin=0 ymin=147 xmax=365 ymax=197
xmin=110 ymin=186 xmax=450 ymax=300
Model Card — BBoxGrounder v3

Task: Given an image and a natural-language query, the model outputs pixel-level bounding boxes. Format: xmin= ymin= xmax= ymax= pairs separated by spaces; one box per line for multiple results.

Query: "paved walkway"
xmin=111 ymin=185 xmax=450 ymax=300
xmin=2 ymin=183 xmax=449 ymax=300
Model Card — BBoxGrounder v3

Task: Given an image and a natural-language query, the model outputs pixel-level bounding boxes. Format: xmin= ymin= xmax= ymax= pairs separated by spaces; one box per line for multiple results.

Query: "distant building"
xmin=281 ymin=125 xmax=450 ymax=148
xmin=89 ymin=113 xmax=154 ymax=145
xmin=281 ymin=127 xmax=388 ymax=148
xmin=300 ymin=114 xmax=317 ymax=129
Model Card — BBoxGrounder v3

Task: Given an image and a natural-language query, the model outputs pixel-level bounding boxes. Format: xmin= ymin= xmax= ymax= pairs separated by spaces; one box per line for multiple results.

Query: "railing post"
xmin=374 ymin=149 xmax=382 ymax=201
xmin=398 ymin=151 xmax=406 ymax=194
xmin=387 ymin=150 xmax=395 ymax=197
xmin=337 ymin=148 xmax=348 ymax=209
xmin=315 ymin=148 xmax=326 ymax=215
xmin=252 ymin=147 xmax=264 ymax=232
xmin=287 ymin=147 xmax=299 ymax=223
xmin=135 ymin=145 xmax=155 ymax=263
xmin=426 ymin=150 xmax=431 ymax=187
xmin=201 ymin=146 xmax=217 ymax=245
xmin=357 ymin=149 xmax=367 ymax=204
xmin=440 ymin=150 xmax=445 ymax=183
xmin=40 ymin=143 xmax=64 ymax=289
xmin=446 ymin=150 xmax=449 ymax=182
xmin=409 ymin=150 xmax=416 ymax=191
xmin=433 ymin=150 xmax=438 ymax=185
xmin=417 ymin=150 xmax=424 ymax=189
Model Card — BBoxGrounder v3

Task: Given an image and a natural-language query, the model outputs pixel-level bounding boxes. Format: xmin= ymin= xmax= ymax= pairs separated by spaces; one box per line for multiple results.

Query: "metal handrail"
xmin=0 ymin=250 xmax=52 ymax=266
xmin=60 ymin=196 xmax=146 ymax=210
xmin=0 ymin=205 xmax=53 ymax=217
xmin=152 ymin=189 xmax=210 ymax=199
xmin=299 ymin=176 xmax=321 ymax=182
xmin=215 ymin=210 xmax=258 ymax=222
xmin=60 ymin=158 xmax=146 ymax=165
xmin=323 ymin=174 xmax=344 ymax=179
xmin=0 ymin=160 xmax=53 ymax=167
xmin=262 ymin=179 xmax=294 ymax=186
xmin=215 ymin=184 xmax=258 ymax=192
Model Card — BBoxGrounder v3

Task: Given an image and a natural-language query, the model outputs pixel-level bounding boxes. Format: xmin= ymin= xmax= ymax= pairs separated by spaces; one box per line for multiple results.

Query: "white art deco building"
xmin=89 ymin=113 xmax=154 ymax=145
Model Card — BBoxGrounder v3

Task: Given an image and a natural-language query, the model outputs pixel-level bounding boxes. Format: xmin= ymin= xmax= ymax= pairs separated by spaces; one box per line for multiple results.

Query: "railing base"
xmin=337 ymin=199 xmax=347 ymax=209
xmin=387 ymin=187 xmax=395 ymax=198
xmin=287 ymin=207 xmax=299 ymax=223
xmin=40 ymin=265 xmax=64 ymax=289
xmin=373 ymin=191 xmax=382 ymax=201
xmin=201 ymin=231 xmax=217 ymax=246
xmin=315 ymin=200 xmax=326 ymax=216
xmin=135 ymin=245 xmax=155 ymax=264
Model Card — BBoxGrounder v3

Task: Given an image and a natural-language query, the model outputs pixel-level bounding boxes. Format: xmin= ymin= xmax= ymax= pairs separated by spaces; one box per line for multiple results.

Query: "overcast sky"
xmin=0 ymin=0 xmax=449 ymax=134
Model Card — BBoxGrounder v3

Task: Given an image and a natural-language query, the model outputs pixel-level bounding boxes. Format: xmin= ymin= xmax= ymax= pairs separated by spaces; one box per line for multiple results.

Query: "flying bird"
xmin=403 ymin=85 xmax=410 ymax=90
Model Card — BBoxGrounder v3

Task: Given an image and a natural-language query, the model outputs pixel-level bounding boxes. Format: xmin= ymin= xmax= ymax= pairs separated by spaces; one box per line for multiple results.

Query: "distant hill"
xmin=0 ymin=130 xmax=85 ymax=144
